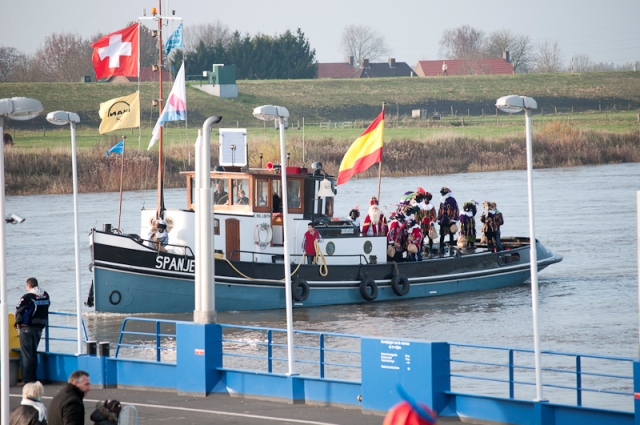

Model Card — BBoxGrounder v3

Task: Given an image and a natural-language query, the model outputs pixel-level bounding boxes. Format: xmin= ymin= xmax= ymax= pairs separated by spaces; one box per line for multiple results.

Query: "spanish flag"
xmin=337 ymin=110 xmax=384 ymax=185
xmin=98 ymin=91 xmax=140 ymax=134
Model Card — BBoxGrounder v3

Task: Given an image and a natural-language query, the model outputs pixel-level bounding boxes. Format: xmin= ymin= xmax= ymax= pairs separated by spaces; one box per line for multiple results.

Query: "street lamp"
xmin=0 ymin=97 xmax=42 ymax=425
xmin=252 ymin=105 xmax=295 ymax=375
xmin=495 ymin=95 xmax=543 ymax=401
xmin=46 ymin=111 xmax=83 ymax=355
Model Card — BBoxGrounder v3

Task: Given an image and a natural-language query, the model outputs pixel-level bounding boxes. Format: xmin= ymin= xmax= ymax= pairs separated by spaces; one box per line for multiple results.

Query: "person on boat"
xmin=481 ymin=201 xmax=504 ymax=252
xmin=302 ymin=222 xmax=322 ymax=264
xmin=361 ymin=196 xmax=388 ymax=236
xmin=413 ymin=190 xmax=437 ymax=258
xmin=235 ymin=189 xmax=249 ymax=205
xmin=214 ymin=181 xmax=228 ymax=205
xmin=146 ymin=218 xmax=168 ymax=252
xmin=348 ymin=206 xmax=361 ymax=230
xmin=459 ymin=200 xmax=478 ymax=249
xmin=491 ymin=202 xmax=504 ymax=251
xmin=387 ymin=212 xmax=405 ymax=261
xmin=406 ymin=219 xmax=423 ymax=261
xmin=437 ymin=187 xmax=459 ymax=256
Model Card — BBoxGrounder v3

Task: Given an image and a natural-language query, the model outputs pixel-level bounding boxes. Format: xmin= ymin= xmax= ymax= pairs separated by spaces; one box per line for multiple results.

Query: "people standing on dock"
xmin=10 ymin=381 xmax=47 ymax=425
xmin=90 ymin=399 xmax=122 ymax=425
xmin=361 ymin=196 xmax=388 ymax=236
xmin=459 ymin=201 xmax=478 ymax=249
xmin=48 ymin=370 xmax=91 ymax=425
xmin=437 ymin=187 xmax=459 ymax=256
xmin=15 ymin=277 xmax=50 ymax=384
xmin=302 ymin=222 xmax=322 ymax=264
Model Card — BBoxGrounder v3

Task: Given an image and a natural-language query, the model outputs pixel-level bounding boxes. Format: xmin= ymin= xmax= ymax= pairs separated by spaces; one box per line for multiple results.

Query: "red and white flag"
xmin=91 ymin=23 xmax=139 ymax=79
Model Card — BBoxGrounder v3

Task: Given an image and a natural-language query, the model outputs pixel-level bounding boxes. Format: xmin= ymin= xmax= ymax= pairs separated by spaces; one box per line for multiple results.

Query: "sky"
xmin=2 ymin=0 xmax=639 ymax=68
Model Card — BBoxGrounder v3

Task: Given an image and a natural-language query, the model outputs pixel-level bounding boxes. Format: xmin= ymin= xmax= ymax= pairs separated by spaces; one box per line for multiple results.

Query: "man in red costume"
xmin=361 ymin=196 xmax=388 ymax=236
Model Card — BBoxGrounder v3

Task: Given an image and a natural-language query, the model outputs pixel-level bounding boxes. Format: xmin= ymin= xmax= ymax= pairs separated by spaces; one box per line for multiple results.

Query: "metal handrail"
xmin=44 ymin=311 xmax=88 ymax=352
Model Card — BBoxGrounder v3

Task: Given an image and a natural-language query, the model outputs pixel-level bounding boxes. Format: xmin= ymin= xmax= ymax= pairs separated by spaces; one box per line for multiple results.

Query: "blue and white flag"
xmin=106 ymin=139 xmax=125 ymax=157
xmin=164 ymin=23 xmax=183 ymax=57
xmin=148 ymin=62 xmax=187 ymax=150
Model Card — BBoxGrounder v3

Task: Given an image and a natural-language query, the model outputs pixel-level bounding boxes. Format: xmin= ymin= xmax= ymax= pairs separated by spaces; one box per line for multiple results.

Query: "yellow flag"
xmin=98 ymin=91 xmax=140 ymax=134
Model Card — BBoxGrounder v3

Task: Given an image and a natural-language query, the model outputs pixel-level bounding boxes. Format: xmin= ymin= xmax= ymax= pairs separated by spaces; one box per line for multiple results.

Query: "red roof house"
xmin=414 ymin=58 xmax=514 ymax=77
xmin=317 ymin=62 xmax=358 ymax=79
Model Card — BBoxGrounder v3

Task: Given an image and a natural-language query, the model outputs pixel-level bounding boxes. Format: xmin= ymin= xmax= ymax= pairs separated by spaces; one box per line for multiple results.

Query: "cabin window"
xmin=287 ymin=180 xmax=301 ymax=209
xmin=232 ymin=178 xmax=250 ymax=206
xmin=213 ymin=178 xmax=229 ymax=205
xmin=272 ymin=180 xmax=282 ymax=212
xmin=256 ymin=179 xmax=269 ymax=207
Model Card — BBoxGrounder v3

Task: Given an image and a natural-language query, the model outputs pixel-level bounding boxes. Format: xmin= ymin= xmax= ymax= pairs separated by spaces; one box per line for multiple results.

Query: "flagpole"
xmin=377 ymin=103 xmax=386 ymax=201
xmin=117 ymin=137 xmax=125 ymax=232
xmin=156 ymin=0 xmax=164 ymax=218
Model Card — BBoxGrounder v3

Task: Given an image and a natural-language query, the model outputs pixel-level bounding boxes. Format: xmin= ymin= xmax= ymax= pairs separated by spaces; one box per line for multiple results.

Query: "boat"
xmin=88 ymin=6 xmax=562 ymax=314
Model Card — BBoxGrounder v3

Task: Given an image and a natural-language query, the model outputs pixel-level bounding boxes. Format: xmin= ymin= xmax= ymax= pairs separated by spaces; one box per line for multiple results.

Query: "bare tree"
xmin=0 ymin=46 xmax=28 ymax=82
xmin=570 ymin=54 xmax=593 ymax=72
xmin=533 ymin=40 xmax=564 ymax=73
xmin=32 ymin=33 xmax=94 ymax=82
xmin=183 ymin=21 xmax=232 ymax=54
xmin=340 ymin=24 xmax=390 ymax=67
xmin=483 ymin=29 xmax=533 ymax=73
xmin=439 ymin=25 xmax=484 ymax=60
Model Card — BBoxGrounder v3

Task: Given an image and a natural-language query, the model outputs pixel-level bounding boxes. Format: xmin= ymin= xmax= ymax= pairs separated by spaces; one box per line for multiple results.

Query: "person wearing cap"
xmin=361 ymin=196 xmax=388 ymax=236
xmin=459 ymin=201 xmax=478 ymax=249
xmin=437 ymin=187 xmax=459 ymax=256
xmin=146 ymin=218 xmax=169 ymax=252
xmin=481 ymin=201 xmax=504 ymax=252
xmin=413 ymin=190 xmax=437 ymax=258
xmin=348 ymin=207 xmax=361 ymax=230
xmin=90 ymin=399 xmax=122 ymax=425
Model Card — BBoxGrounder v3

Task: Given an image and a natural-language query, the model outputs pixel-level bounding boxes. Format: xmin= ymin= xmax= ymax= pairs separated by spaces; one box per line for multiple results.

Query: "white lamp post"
xmin=0 ymin=97 xmax=43 ymax=425
xmin=252 ymin=105 xmax=295 ymax=375
xmin=496 ymin=95 xmax=543 ymax=401
xmin=194 ymin=115 xmax=222 ymax=324
xmin=46 ymin=111 xmax=83 ymax=355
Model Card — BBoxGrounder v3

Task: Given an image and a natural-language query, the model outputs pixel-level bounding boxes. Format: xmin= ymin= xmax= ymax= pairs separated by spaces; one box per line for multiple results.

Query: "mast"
xmin=156 ymin=0 xmax=164 ymax=217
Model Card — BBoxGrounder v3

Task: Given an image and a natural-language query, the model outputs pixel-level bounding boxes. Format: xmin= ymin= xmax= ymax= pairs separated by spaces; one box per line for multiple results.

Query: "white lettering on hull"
xmin=155 ymin=255 xmax=195 ymax=273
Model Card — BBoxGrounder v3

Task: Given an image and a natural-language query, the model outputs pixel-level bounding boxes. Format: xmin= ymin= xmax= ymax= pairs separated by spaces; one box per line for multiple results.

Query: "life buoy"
xmin=254 ymin=223 xmax=273 ymax=250
xmin=391 ymin=274 xmax=410 ymax=296
xmin=109 ymin=290 xmax=122 ymax=305
xmin=292 ymin=279 xmax=310 ymax=302
xmin=359 ymin=278 xmax=378 ymax=301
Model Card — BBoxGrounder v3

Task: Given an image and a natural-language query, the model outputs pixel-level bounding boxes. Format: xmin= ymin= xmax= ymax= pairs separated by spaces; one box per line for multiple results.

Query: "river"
xmin=4 ymin=162 xmax=639 ymax=361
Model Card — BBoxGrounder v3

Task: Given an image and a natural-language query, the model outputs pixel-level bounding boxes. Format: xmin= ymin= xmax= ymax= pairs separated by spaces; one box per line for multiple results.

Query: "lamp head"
xmin=252 ymin=105 xmax=289 ymax=121
xmin=0 ymin=97 xmax=43 ymax=121
xmin=496 ymin=95 xmax=537 ymax=114
xmin=46 ymin=111 xmax=80 ymax=125
xmin=6 ymin=213 xmax=25 ymax=224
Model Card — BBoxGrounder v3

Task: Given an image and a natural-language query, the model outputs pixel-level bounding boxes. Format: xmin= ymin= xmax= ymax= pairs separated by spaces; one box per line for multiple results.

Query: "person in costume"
xmin=387 ymin=212 xmax=406 ymax=262
xmin=348 ymin=206 xmax=361 ymax=230
xmin=413 ymin=190 xmax=437 ymax=258
xmin=491 ymin=201 xmax=504 ymax=251
xmin=361 ymin=196 xmax=388 ymax=236
xmin=437 ymin=187 xmax=459 ymax=256
xmin=459 ymin=200 xmax=478 ymax=248
xmin=405 ymin=219 xmax=423 ymax=261
xmin=481 ymin=201 xmax=504 ymax=252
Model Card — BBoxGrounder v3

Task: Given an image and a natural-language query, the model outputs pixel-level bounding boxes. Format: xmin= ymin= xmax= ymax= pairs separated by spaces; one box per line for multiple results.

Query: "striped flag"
xmin=148 ymin=62 xmax=187 ymax=150
xmin=164 ymin=23 xmax=183 ymax=57
xmin=106 ymin=139 xmax=125 ymax=157
xmin=337 ymin=110 xmax=385 ymax=185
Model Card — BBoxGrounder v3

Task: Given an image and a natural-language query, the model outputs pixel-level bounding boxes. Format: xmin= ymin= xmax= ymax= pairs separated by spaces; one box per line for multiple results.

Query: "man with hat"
xmin=147 ymin=218 xmax=169 ymax=252
xmin=437 ymin=187 xmax=459 ymax=257
xmin=361 ymin=196 xmax=388 ymax=236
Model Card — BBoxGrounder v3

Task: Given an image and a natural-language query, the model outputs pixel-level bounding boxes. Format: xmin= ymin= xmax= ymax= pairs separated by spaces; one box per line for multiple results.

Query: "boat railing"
xmin=112 ymin=318 xmax=361 ymax=380
xmin=231 ymin=249 xmax=371 ymax=265
xmin=42 ymin=311 xmax=88 ymax=353
xmin=449 ymin=342 xmax=635 ymax=412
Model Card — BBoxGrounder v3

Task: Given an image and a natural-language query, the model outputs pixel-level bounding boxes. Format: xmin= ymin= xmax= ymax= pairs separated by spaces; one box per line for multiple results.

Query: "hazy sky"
xmin=2 ymin=0 xmax=639 ymax=68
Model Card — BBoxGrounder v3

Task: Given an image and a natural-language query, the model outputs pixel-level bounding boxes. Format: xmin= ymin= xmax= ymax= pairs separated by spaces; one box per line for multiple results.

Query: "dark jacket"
xmin=89 ymin=402 xmax=117 ymax=425
xmin=47 ymin=384 xmax=85 ymax=425
xmin=10 ymin=405 xmax=47 ymax=425
xmin=15 ymin=290 xmax=50 ymax=329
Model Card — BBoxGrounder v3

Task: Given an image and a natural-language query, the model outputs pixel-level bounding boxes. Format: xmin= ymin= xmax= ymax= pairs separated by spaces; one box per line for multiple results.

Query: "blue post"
xmin=634 ymin=361 xmax=640 ymax=425
xmin=176 ymin=323 xmax=222 ymax=396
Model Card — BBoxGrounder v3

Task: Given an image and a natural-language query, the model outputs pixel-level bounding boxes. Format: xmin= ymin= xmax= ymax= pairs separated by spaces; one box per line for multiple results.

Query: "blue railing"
xmin=114 ymin=318 xmax=177 ymax=362
xmin=449 ymin=343 xmax=635 ymax=412
xmin=44 ymin=311 xmax=88 ymax=352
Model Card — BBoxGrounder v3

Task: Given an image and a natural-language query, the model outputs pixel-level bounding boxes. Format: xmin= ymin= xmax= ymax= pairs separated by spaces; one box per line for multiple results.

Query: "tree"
xmin=533 ymin=40 xmax=563 ymax=73
xmin=570 ymin=54 xmax=593 ymax=72
xmin=483 ymin=29 xmax=533 ymax=73
xmin=31 ymin=33 xmax=94 ymax=82
xmin=0 ymin=46 xmax=28 ymax=82
xmin=439 ymin=25 xmax=484 ymax=60
xmin=183 ymin=21 xmax=231 ymax=54
xmin=340 ymin=25 xmax=390 ymax=67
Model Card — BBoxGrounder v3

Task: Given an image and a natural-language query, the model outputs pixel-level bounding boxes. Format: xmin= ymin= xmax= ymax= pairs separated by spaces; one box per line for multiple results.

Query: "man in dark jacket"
xmin=48 ymin=370 xmax=91 ymax=425
xmin=15 ymin=277 xmax=50 ymax=383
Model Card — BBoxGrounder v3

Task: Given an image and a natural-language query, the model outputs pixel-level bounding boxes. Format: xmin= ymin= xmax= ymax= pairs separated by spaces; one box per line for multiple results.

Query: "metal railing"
xmin=44 ymin=311 xmax=88 ymax=352
xmin=449 ymin=343 xmax=635 ymax=412
xmin=114 ymin=318 xmax=177 ymax=362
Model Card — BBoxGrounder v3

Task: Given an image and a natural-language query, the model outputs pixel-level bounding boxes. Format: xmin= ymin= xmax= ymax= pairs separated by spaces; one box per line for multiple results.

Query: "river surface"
xmin=4 ymin=163 xmax=639 ymax=361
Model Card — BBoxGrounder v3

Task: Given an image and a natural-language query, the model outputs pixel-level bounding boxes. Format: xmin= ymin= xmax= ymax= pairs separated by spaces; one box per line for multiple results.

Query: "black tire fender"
xmin=109 ymin=290 xmax=122 ymax=305
xmin=292 ymin=279 xmax=310 ymax=302
xmin=391 ymin=274 xmax=410 ymax=296
xmin=359 ymin=278 xmax=378 ymax=301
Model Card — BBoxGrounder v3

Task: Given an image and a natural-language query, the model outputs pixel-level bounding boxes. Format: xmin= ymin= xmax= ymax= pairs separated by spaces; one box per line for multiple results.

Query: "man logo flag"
xmin=164 ymin=23 xmax=183 ymax=57
xmin=148 ymin=62 xmax=187 ymax=150
xmin=98 ymin=91 xmax=140 ymax=135
xmin=106 ymin=139 xmax=125 ymax=157
xmin=337 ymin=110 xmax=385 ymax=185
xmin=91 ymin=23 xmax=139 ymax=80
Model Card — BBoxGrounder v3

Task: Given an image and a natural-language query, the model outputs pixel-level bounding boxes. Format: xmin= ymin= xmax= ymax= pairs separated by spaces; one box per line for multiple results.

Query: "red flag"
xmin=91 ymin=23 xmax=139 ymax=80
xmin=337 ymin=110 xmax=384 ymax=185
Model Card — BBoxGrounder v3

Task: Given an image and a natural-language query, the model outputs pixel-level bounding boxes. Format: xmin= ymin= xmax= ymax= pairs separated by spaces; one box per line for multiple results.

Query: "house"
xmin=415 ymin=52 xmax=514 ymax=77
xmin=316 ymin=57 xmax=414 ymax=79
xmin=317 ymin=57 xmax=358 ymax=79
xmin=107 ymin=67 xmax=173 ymax=83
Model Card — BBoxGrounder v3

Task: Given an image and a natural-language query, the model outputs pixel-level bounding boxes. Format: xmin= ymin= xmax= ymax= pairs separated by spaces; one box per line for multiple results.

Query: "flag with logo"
xmin=337 ymin=109 xmax=385 ymax=185
xmin=164 ymin=23 xmax=183 ymax=57
xmin=148 ymin=62 xmax=187 ymax=150
xmin=106 ymin=139 xmax=125 ymax=157
xmin=98 ymin=92 xmax=140 ymax=134
xmin=91 ymin=23 xmax=139 ymax=80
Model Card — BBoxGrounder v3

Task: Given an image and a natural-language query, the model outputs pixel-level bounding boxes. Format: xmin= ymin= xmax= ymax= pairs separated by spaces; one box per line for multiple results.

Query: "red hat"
xmin=370 ymin=196 xmax=379 ymax=205
xmin=383 ymin=401 xmax=437 ymax=425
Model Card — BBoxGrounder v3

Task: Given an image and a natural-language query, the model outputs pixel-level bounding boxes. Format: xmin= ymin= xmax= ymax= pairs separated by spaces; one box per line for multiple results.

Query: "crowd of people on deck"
xmin=349 ymin=187 xmax=504 ymax=261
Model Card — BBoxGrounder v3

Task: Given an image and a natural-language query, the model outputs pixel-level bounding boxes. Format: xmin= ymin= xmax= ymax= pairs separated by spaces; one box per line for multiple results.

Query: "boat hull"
xmin=91 ymin=230 xmax=562 ymax=313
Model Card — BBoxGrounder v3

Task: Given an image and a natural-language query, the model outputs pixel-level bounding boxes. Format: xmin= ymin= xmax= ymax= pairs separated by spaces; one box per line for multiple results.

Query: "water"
xmin=4 ymin=163 xmax=639 ymax=360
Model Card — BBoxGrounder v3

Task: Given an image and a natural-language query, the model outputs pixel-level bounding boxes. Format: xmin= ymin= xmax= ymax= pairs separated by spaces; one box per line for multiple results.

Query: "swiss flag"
xmin=91 ymin=23 xmax=139 ymax=80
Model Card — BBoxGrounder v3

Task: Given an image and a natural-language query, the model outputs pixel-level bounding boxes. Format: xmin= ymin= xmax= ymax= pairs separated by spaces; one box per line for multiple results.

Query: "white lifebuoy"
xmin=254 ymin=223 xmax=273 ymax=250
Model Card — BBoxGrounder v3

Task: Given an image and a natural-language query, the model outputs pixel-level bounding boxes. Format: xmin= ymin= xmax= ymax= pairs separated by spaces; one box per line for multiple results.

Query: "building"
xmin=316 ymin=57 xmax=414 ymax=79
xmin=415 ymin=52 xmax=514 ymax=77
